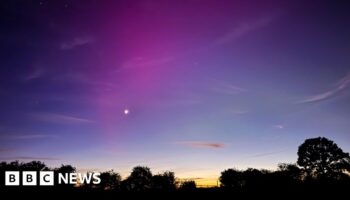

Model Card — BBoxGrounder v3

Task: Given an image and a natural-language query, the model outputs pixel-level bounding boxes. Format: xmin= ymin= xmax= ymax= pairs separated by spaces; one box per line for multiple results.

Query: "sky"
xmin=1 ymin=0 xmax=350 ymax=186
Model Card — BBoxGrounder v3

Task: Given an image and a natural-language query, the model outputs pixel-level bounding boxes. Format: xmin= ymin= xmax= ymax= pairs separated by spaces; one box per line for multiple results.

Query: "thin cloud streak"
xmin=211 ymin=80 xmax=246 ymax=95
xmin=119 ymin=56 xmax=176 ymax=71
xmin=249 ymin=150 xmax=287 ymax=158
xmin=24 ymin=67 xmax=45 ymax=81
xmin=117 ymin=15 xmax=278 ymax=72
xmin=5 ymin=134 xmax=57 ymax=140
xmin=0 ymin=147 xmax=17 ymax=153
xmin=297 ymin=74 xmax=350 ymax=103
xmin=60 ymin=36 xmax=94 ymax=50
xmin=29 ymin=112 xmax=95 ymax=124
xmin=175 ymin=141 xmax=226 ymax=149
xmin=214 ymin=16 xmax=275 ymax=46
xmin=273 ymin=125 xmax=284 ymax=129
xmin=0 ymin=156 xmax=62 ymax=161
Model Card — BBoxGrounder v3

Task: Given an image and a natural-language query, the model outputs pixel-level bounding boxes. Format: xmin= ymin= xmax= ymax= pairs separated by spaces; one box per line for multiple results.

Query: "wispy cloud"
xmin=60 ymin=36 xmax=94 ymax=50
xmin=297 ymin=74 xmax=350 ymax=103
xmin=116 ymin=15 xmax=278 ymax=72
xmin=0 ymin=147 xmax=16 ymax=153
xmin=214 ymin=16 xmax=275 ymax=46
xmin=29 ymin=112 xmax=95 ymax=124
xmin=211 ymin=80 xmax=246 ymax=95
xmin=52 ymin=72 xmax=118 ymax=91
xmin=156 ymin=98 xmax=201 ymax=107
xmin=178 ymin=177 xmax=203 ymax=181
xmin=174 ymin=141 xmax=226 ymax=149
xmin=273 ymin=124 xmax=284 ymax=129
xmin=77 ymin=168 xmax=101 ymax=173
xmin=0 ymin=156 xmax=61 ymax=161
xmin=118 ymin=56 xmax=175 ymax=71
xmin=4 ymin=134 xmax=57 ymax=140
xmin=249 ymin=150 xmax=286 ymax=158
xmin=24 ymin=67 xmax=45 ymax=81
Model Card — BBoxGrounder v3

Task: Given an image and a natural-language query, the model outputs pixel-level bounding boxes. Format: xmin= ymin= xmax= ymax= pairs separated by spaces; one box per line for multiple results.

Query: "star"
xmin=124 ymin=109 xmax=129 ymax=115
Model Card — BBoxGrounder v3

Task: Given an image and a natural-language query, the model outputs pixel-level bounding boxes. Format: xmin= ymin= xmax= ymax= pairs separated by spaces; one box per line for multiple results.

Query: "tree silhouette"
xmin=241 ymin=168 xmax=267 ymax=189
xmin=98 ymin=170 xmax=121 ymax=190
xmin=219 ymin=168 xmax=243 ymax=189
xmin=276 ymin=163 xmax=302 ymax=182
xmin=0 ymin=160 xmax=48 ymax=171
xmin=22 ymin=161 xmax=49 ymax=171
xmin=297 ymin=137 xmax=350 ymax=179
xmin=126 ymin=166 xmax=153 ymax=191
xmin=271 ymin=163 xmax=302 ymax=187
xmin=179 ymin=180 xmax=196 ymax=190
xmin=54 ymin=164 xmax=76 ymax=188
xmin=0 ymin=161 xmax=21 ymax=171
xmin=151 ymin=171 xmax=176 ymax=191
xmin=55 ymin=164 xmax=76 ymax=173
xmin=0 ymin=161 xmax=21 ymax=186
xmin=0 ymin=136 xmax=349 ymax=194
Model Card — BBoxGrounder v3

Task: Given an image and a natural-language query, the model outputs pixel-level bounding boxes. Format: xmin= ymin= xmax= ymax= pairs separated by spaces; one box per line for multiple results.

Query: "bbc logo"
xmin=5 ymin=171 xmax=54 ymax=186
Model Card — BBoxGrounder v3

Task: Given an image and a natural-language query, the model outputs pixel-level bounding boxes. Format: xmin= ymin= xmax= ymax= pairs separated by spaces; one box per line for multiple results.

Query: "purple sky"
xmin=1 ymin=0 xmax=350 ymax=185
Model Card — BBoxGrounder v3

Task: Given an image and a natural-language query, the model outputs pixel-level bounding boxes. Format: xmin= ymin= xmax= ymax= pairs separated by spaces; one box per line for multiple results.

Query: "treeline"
xmin=220 ymin=137 xmax=350 ymax=192
xmin=0 ymin=162 xmax=192 ymax=192
xmin=1 ymin=137 xmax=350 ymax=193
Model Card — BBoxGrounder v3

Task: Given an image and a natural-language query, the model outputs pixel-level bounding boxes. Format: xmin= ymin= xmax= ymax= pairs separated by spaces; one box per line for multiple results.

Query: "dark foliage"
xmin=151 ymin=171 xmax=176 ymax=191
xmin=1 ymin=137 xmax=350 ymax=195
xmin=219 ymin=168 xmax=243 ymax=189
xmin=297 ymin=137 xmax=350 ymax=179
xmin=179 ymin=180 xmax=197 ymax=190
xmin=98 ymin=170 xmax=122 ymax=190
xmin=124 ymin=166 xmax=153 ymax=191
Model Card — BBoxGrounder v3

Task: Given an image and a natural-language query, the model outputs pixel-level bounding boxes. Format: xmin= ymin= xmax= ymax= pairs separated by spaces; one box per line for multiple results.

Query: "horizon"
xmin=1 ymin=0 xmax=350 ymax=187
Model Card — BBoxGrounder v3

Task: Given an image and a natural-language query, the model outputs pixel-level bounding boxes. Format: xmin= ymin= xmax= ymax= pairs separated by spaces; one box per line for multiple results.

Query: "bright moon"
xmin=124 ymin=109 xmax=129 ymax=115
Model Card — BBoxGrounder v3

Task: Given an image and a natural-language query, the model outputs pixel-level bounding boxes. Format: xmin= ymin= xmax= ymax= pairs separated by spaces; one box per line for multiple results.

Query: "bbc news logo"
xmin=4 ymin=171 xmax=101 ymax=186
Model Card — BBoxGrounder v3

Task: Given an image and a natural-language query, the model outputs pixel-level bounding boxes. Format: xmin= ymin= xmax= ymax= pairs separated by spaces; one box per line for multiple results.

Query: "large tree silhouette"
xmin=297 ymin=137 xmax=350 ymax=179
